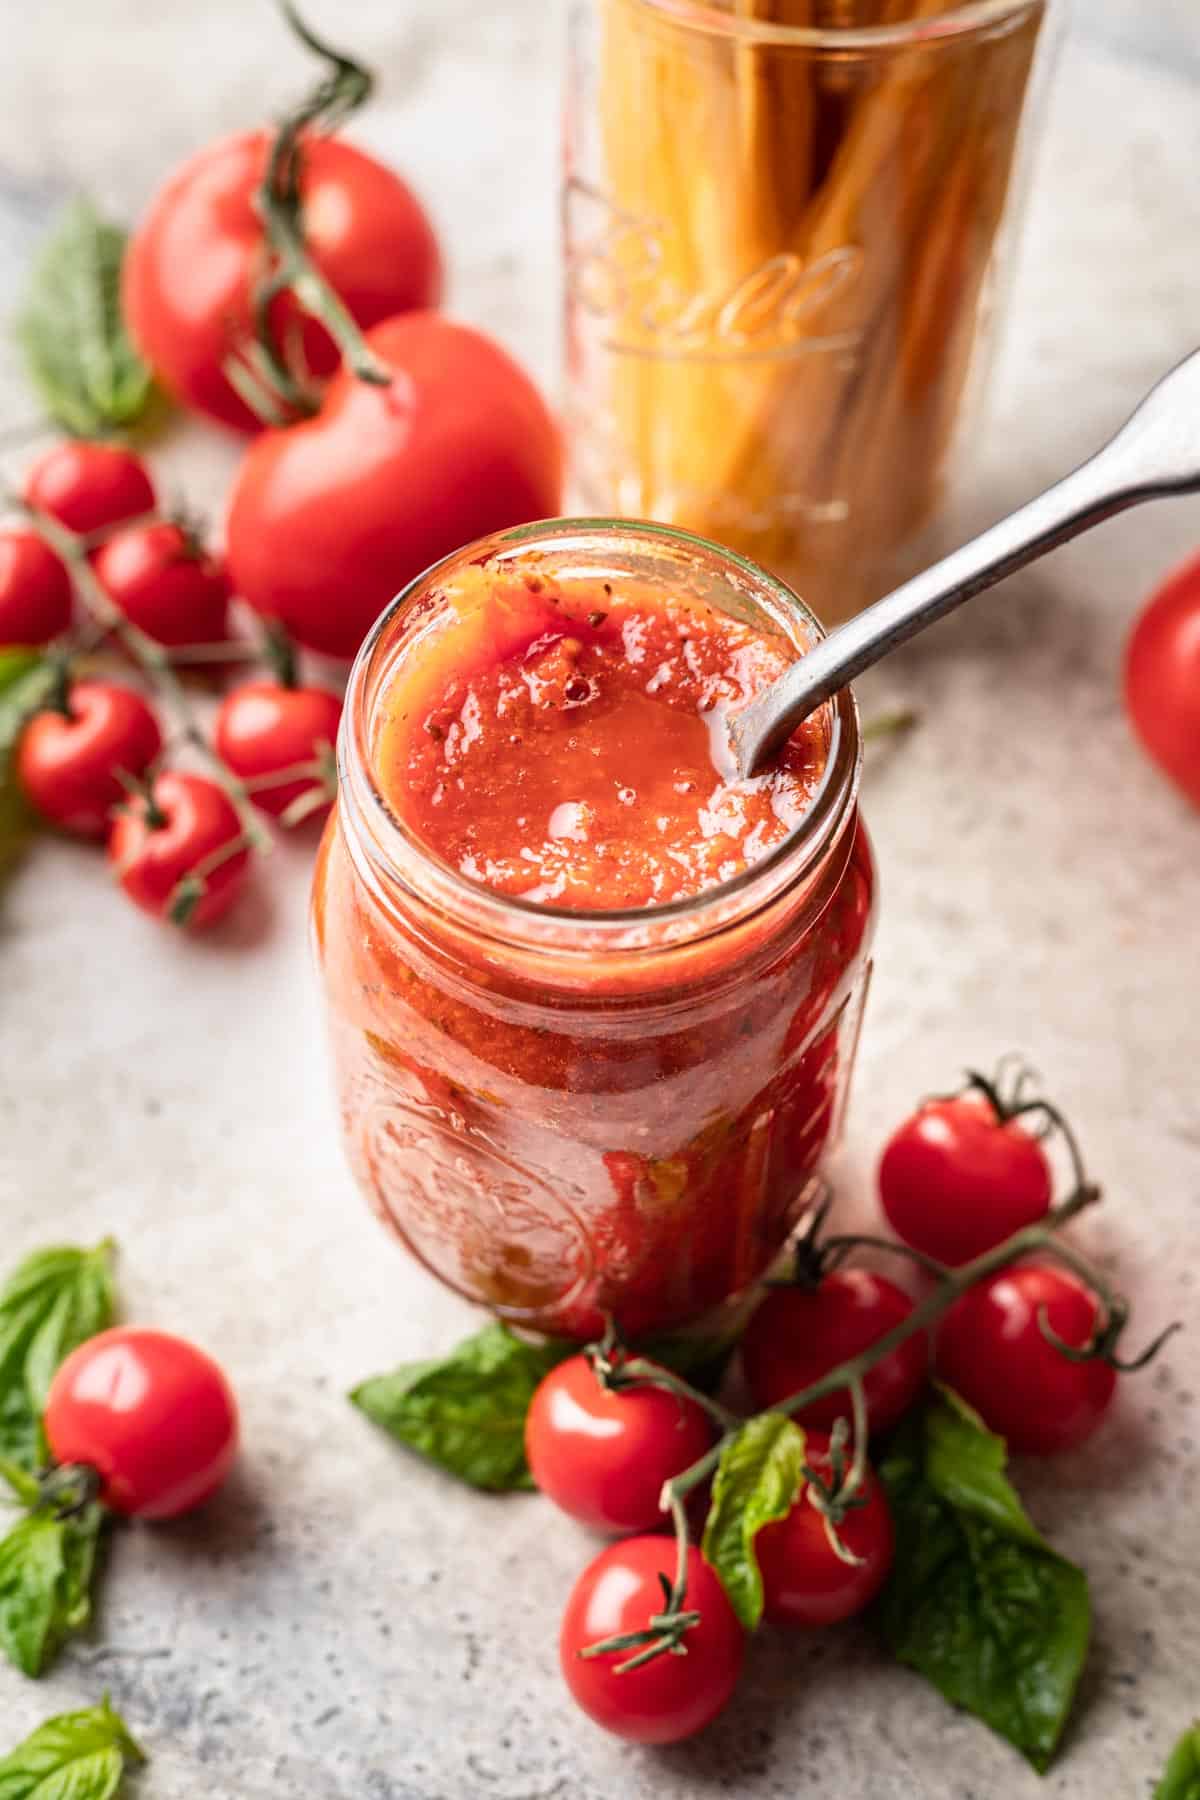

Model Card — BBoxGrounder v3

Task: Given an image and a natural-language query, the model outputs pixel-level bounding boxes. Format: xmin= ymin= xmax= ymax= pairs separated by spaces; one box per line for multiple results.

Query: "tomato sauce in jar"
xmin=314 ymin=521 xmax=876 ymax=1340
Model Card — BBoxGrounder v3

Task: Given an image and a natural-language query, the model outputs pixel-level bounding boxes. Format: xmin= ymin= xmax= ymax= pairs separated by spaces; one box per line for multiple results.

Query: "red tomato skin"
xmin=0 ymin=529 xmax=73 ymax=645
xmin=225 ymin=313 xmax=563 ymax=659
xmin=108 ymin=771 xmax=248 ymax=927
xmin=935 ymin=1263 xmax=1117 ymax=1454
xmin=123 ymin=130 xmax=443 ymax=433
xmin=756 ymin=1433 xmax=895 ymax=1627
xmin=525 ymin=1355 xmax=713 ymax=1534
xmin=879 ymin=1096 xmax=1053 ymax=1267
xmin=93 ymin=523 xmax=231 ymax=649
xmin=1125 ymin=553 xmax=1200 ymax=807
xmin=560 ymin=1540 xmax=743 ymax=1743
xmin=741 ymin=1270 xmax=926 ymax=1434
xmin=214 ymin=679 xmax=343 ymax=818
xmin=44 ymin=1326 xmax=238 ymax=1520
xmin=23 ymin=443 xmax=155 ymax=537
xmin=16 ymin=682 xmax=162 ymax=838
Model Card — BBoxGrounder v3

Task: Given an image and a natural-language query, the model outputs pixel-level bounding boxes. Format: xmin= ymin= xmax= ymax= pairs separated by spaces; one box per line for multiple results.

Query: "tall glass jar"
xmin=313 ymin=520 xmax=876 ymax=1341
xmin=564 ymin=0 xmax=1059 ymax=625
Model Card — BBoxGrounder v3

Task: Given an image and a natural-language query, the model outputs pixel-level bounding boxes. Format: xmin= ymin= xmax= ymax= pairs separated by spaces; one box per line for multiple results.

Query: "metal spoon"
xmin=731 ymin=347 xmax=1200 ymax=776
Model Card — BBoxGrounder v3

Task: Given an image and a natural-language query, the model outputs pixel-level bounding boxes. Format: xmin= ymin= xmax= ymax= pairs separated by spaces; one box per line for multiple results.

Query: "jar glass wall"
xmin=564 ymin=0 xmax=1059 ymax=625
xmin=313 ymin=520 xmax=877 ymax=1340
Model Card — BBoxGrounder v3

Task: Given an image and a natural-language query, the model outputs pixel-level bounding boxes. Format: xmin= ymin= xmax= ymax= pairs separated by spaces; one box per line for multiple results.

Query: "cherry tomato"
xmin=23 ymin=442 xmax=155 ymax=537
xmin=226 ymin=313 xmax=563 ymax=659
xmin=1125 ymin=551 xmax=1200 ymax=807
xmin=0 ymin=529 xmax=73 ymax=645
xmin=560 ymin=1539 xmax=743 ymax=1743
xmin=44 ymin=1326 xmax=238 ymax=1520
xmin=935 ymin=1262 xmax=1116 ymax=1454
xmin=756 ymin=1433 xmax=895 ymax=1627
xmin=108 ymin=771 xmax=248 ymax=928
xmin=214 ymin=678 xmax=342 ymax=819
xmin=525 ymin=1355 xmax=713 ymax=1534
xmin=741 ymin=1270 xmax=926 ymax=1435
xmin=879 ymin=1093 xmax=1053 ymax=1267
xmin=17 ymin=681 xmax=162 ymax=838
xmin=124 ymin=130 xmax=443 ymax=433
xmin=93 ymin=522 xmax=230 ymax=649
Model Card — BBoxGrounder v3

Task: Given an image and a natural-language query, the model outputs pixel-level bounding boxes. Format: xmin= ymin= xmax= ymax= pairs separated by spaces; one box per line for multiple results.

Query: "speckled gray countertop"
xmin=1 ymin=4 xmax=1198 ymax=1796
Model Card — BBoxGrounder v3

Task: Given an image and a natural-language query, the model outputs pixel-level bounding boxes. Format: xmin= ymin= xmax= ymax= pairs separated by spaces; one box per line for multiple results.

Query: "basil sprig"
xmin=1155 ymin=1722 xmax=1200 ymax=1800
xmin=0 ymin=1240 xmax=117 ymax=1677
xmin=0 ymin=1506 xmax=103 ymax=1679
xmin=351 ymin=1322 xmax=569 ymax=1492
xmin=0 ymin=650 xmax=58 ymax=889
xmin=0 ymin=1242 xmax=116 ymax=1471
xmin=701 ymin=1412 xmax=806 ymax=1630
xmin=0 ymin=1699 xmax=144 ymax=1800
xmin=15 ymin=198 xmax=159 ymax=439
xmin=879 ymin=1385 xmax=1090 ymax=1772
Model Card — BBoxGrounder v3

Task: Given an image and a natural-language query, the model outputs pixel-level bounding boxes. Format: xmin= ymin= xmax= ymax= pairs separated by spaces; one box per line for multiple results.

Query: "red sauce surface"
xmin=375 ymin=568 xmax=825 ymax=910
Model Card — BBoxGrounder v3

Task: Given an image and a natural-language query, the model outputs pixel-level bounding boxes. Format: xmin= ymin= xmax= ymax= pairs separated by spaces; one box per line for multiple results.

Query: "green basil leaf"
xmin=0 ymin=1696 xmax=144 ymax=1800
xmin=0 ymin=1505 xmax=103 ymax=1678
xmin=879 ymin=1386 xmax=1090 ymax=1773
xmin=0 ymin=1242 xmax=117 ymax=1471
xmin=701 ymin=1411 xmax=805 ymax=1630
xmin=350 ymin=1322 xmax=569 ymax=1493
xmin=1155 ymin=1722 xmax=1200 ymax=1800
xmin=15 ymin=198 xmax=159 ymax=439
xmin=0 ymin=650 xmax=57 ymax=895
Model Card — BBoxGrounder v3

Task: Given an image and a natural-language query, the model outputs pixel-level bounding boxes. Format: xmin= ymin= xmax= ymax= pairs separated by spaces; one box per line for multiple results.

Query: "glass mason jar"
xmin=313 ymin=520 xmax=876 ymax=1341
xmin=564 ymin=0 xmax=1059 ymax=625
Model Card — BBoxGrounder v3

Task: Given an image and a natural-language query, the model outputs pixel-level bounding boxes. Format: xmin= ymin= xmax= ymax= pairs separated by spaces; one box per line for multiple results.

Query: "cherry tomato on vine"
xmin=16 ymin=681 xmax=162 ymax=838
xmin=44 ymin=1326 xmax=238 ymax=1520
xmin=226 ymin=314 xmax=563 ymax=659
xmin=560 ymin=1539 xmax=743 ymax=1743
xmin=756 ymin=1433 xmax=895 ymax=1627
xmin=741 ymin=1270 xmax=926 ymax=1435
xmin=124 ymin=131 xmax=443 ymax=433
xmin=0 ymin=529 xmax=73 ymax=645
xmin=214 ymin=678 xmax=342 ymax=820
xmin=935 ymin=1263 xmax=1117 ymax=1454
xmin=1125 ymin=551 xmax=1200 ymax=808
xmin=23 ymin=442 xmax=155 ymax=537
xmin=879 ymin=1092 xmax=1053 ymax=1267
xmin=108 ymin=771 xmax=249 ymax=928
xmin=93 ymin=522 xmax=230 ymax=649
xmin=525 ymin=1354 xmax=713 ymax=1534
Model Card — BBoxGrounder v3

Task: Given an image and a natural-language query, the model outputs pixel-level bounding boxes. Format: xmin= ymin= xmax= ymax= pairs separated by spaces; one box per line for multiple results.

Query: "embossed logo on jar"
xmin=565 ymin=179 xmax=865 ymax=362
xmin=360 ymin=1095 xmax=593 ymax=1323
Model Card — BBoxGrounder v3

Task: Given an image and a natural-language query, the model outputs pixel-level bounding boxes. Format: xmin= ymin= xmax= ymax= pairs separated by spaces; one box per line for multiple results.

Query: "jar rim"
xmin=634 ymin=0 xmax=1043 ymax=50
xmin=338 ymin=518 xmax=862 ymax=959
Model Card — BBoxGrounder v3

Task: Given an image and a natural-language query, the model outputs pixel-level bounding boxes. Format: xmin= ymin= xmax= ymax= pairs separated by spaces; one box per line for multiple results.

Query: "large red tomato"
xmin=123 ymin=130 xmax=443 ymax=432
xmin=225 ymin=313 xmax=563 ymax=660
xmin=1125 ymin=551 xmax=1200 ymax=808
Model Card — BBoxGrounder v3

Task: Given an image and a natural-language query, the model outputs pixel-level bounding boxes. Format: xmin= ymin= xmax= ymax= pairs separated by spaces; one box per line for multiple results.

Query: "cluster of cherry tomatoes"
xmin=4 ymin=440 xmax=345 ymax=927
xmin=2 ymin=6 xmax=566 ymax=931
xmin=529 ymin=1078 xmax=1119 ymax=1744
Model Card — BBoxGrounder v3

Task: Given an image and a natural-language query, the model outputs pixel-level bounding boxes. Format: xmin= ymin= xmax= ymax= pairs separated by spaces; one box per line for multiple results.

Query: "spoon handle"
xmin=733 ymin=347 xmax=1200 ymax=775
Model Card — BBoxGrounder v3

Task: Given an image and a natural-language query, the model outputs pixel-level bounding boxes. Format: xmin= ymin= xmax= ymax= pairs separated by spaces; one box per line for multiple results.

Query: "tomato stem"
xmin=241 ymin=3 xmax=390 ymax=412
xmin=19 ymin=501 xmax=272 ymax=855
xmin=33 ymin=1462 xmax=103 ymax=1521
